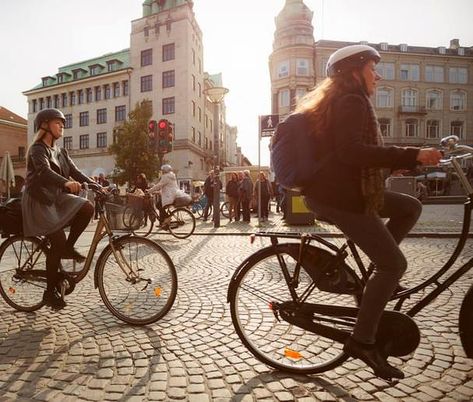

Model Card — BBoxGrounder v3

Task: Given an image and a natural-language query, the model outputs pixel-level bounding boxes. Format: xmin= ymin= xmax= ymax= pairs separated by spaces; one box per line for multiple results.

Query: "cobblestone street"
xmin=1 ymin=205 xmax=473 ymax=401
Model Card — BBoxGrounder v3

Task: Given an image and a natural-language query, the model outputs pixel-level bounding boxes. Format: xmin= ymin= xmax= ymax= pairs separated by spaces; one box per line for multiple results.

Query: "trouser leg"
xmin=46 ymin=230 xmax=67 ymax=291
xmin=66 ymin=202 xmax=94 ymax=249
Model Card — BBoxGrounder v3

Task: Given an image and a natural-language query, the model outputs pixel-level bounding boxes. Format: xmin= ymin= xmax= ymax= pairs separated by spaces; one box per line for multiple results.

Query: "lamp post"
xmin=204 ymin=86 xmax=229 ymax=228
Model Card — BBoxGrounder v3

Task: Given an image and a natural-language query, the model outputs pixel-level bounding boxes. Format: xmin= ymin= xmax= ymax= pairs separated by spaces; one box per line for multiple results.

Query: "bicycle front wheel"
xmin=229 ymin=244 xmax=359 ymax=374
xmin=96 ymin=237 xmax=177 ymax=325
xmin=132 ymin=211 xmax=155 ymax=237
xmin=168 ymin=207 xmax=196 ymax=239
xmin=459 ymin=285 xmax=473 ymax=358
xmin=220 ymin=201 xmax=230 ymax=218
xmin=0 ymin=236 xmax=47 ymax=312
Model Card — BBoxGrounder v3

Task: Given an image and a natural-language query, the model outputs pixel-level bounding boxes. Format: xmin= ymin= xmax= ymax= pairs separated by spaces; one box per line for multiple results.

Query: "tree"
xmin=109 ymin=100 xmax=161 ymax=185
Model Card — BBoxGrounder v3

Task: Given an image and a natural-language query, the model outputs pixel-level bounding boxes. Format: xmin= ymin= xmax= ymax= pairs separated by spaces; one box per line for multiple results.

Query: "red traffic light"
xmin=148 ymin=120 xmax=157 ymax=137
xmin=158 ymin=119 xmax=168 ymax=130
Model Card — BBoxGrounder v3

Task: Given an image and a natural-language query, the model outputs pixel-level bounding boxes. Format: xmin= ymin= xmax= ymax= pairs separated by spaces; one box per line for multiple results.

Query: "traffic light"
xmin=157 ymin=119 xmax=172 ymax=154
xmin=148 ymin=120 xmax=157 ymax=139
xmin=167 ymin=122 xmax=173 ymax=153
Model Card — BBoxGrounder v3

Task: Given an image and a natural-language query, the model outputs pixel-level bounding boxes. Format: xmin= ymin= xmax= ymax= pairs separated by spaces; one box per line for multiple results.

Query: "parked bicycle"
xmin=191 ymin=194 xmax=230 ymax=219
xmin=123 ymin=192 xmax=195 ymax=239
xmin=227 ymin=136 xmax=473 ymax=379
xmin=0 ymin=182 xmax=177 ymax=325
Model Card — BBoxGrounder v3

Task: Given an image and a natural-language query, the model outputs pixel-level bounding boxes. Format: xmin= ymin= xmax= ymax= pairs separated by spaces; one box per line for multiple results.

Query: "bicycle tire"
xmin=220 ymin=201 xmax=230 ymax=218
xmin=96 ymin=236 xmax=177 ymax=325
xmin=168 ymin=207 xmax=195 ymax=239
xmin=459 ymin=284 xmax=473 ymax=358
xmin=229 ymin=243 xmax=361 ymax=374
xmin=122 ymin=206 xmax=137 ymax=230
xmin=132 ymin=211 xmax=156 ymax=237
xmin=0 ymin=236 xmax=47 ymax=312
xmin=192 ymin=202 xmax=205 ymax=219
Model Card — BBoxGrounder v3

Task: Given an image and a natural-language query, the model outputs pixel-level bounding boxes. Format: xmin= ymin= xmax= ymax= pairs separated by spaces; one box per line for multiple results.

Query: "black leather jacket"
xmin=25 ymin=141 xmax=92 ymax=201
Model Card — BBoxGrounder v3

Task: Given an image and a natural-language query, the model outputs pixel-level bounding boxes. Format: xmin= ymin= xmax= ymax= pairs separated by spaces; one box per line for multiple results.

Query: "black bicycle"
xmin=227 ymin=135 xmax=473 ymax=378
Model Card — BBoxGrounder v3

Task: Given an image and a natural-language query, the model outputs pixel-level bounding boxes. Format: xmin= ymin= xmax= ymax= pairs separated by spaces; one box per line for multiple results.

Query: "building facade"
xmin=270 ymin=0 xmax=473 ymax=148
xmin=23 ymin=0 xmax=238 ymax=184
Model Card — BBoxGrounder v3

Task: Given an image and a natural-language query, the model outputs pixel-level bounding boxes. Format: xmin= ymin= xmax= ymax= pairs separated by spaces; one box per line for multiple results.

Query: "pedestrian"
xmin=254 ymin=172 xmax=272 ymax=221
xmin=298 ymin=45 xmax=442 ymax=380
xmin=148 ymin=164 xmax=178 ymax=226
xmin=235 ymin=171 xmax=244 ymax=221
xmin=22 ymin=108 xmax=95 ymax=310
xmin=240 ymin=170 xmax=253 ymax=222
xmin=226 ymin=172 xmax=239 ymax=222
xmin=132 ymin=173 xmax=149 ymax=192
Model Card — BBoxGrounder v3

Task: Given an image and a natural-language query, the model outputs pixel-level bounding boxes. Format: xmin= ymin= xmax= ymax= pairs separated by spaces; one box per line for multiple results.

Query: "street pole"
xmin=212 ymin=102 xmax=221 ymax=228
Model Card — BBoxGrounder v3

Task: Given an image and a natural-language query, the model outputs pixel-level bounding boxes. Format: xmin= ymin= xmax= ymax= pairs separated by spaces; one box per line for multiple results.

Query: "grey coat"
xmin=22 ymin=141 xmax=93 ymax=237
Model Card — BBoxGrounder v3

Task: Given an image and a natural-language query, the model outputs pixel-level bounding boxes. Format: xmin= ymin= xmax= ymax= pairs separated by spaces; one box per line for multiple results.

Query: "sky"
xmin=1 ymin=0 xmax=472 ymax=165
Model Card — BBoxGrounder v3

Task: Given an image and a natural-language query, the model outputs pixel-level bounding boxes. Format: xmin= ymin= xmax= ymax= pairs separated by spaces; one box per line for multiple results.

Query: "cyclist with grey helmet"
xmin=297 ymin=45 xmax=441 ymax=380
xmin=23 ymin=108 xmax=95 ymax=310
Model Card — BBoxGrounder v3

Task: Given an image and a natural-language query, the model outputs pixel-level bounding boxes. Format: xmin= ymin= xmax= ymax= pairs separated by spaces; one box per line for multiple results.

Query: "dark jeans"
xmin=241 ymin=198 xmax=251 ymax=222
xmin=304 ymin=191 xmax=422 ymax=344
xmin=203 ymin=194 xmax=213 ymax=220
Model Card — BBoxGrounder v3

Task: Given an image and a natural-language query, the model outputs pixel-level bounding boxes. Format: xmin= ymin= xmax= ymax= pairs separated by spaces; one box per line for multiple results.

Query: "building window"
xmin=376 ymin=87 xmax=393 ymax=108
xmin=192 ymin=75 xmax=196 ymax=91
xmin=192 ymin=127 xmax=196 ymax=142
xmin=401 ymin=88 xmax=418 ymax=108
xmin=64 ymin=114 xmax=72 ymax=129
xmin=376 ymin=63 xmax=394 ymax=80
xmin=104 ymin=84 xmax=111 ymax=99
xmin=450 ymin=90 xmax=466 ymax=111
xmin=451 ymin=121 xmax=464 ymax=138
xmin=296 ymin=59 xmax=309 ymax=76
xmin=79 ymin=112 xmax=89 ymax=127
xmin=45 ymin=96 xmax=51 ymax=108
xmin=198 ymin=131 xmax=201 ymax=146
xmin=113 ymin=82 xmax=120 ymax=97
xmin=123 ymin=80 xmax=129 ymax=96
xmin=425 ymin=65 xmax=444 ymax=82
xmin=405 ymin=119 xmax=418 ymax=137
xmin=142 ymin=100 xmax=152 ymax=115
xmin=53 ymin=95 xmax=59 ymax=108
xmin=32 ymin=99 xmax=37 ymax=113
xmin=61 ymin=93 xmax=67 ymax=108
xmin=78 ymin=90 xmax=84 ymax=105
xmin=192 ymin=101 xmax=196 ymax=116
xmin=378 ymin=118 xmax=391 ymax=137
xmin=162 ymin=97 xmax=175 ymax=115
xmin=426 ymin=120 xmax=440 ymax=139
xmin=79 ymin=134 xmax=89 ymax=149
xmin=86 ymin=88 xmax=93 ymax=103
xmin=425 ymin=90 xmax=443 ymax=110
xmin=141 ymin=49 xmax=152 ymax=66
xmin=141 ymin=75 xmax=153 ymax=92
xmin=63 ymin=136 xmax=72 ymax=150
xmin=107 ymin=61 xmax=117 ymax=72
xmin=115 ymin=105 xmax=126 ymax=122
xmin=90 ymin=65 xmax=98 ymax=76
xmin=163 ymin=43 xmax=175 ymax=61
xmin=278 ymin=89 xmax=290 ymax=108
xmin=198 ymin=83 xmax=202 ymax=98
xmin=400 ymin=64 xmax=420 ymax=81
xmin=449 ymin=67 xmax=468 ymax=84
xmin=95 ymin=86 xmax=102 ymax=101
xmin=97 ymin=108 xmax=107 ymax=124
xmin=198 ymin=107 xmax=202 ymax=122
xmin=39 ymin=98 xmax=44 ymax=110
xmin=97 ymin=132 xmax=107 ymax=148
xmin=277 ymin=60 xmax=289 ymax=78
xmin=18 ymin=146 xmax=25 ymax=160
xmin=163 ymin=70 xmax=175 ymax=88
xmin=144 ymin=26 xmax=149 ymax=37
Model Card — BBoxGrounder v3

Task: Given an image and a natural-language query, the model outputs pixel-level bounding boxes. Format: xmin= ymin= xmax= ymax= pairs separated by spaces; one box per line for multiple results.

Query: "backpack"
xmin=271 ymin=113 xmax=326 ymax=191
xmin=0 ymin=198 xmax=23 ymax=235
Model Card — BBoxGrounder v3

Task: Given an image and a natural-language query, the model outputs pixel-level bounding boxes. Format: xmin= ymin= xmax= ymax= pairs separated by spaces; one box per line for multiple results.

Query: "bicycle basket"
xmin=105 ymin=202 xmax=141 ymax=231
xmin=127 ymin=194 xmax=145 ymax=209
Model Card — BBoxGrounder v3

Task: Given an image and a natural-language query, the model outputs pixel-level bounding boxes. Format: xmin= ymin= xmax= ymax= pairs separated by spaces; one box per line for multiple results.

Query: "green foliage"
xmin=109 ymin=100 xmax=160 ymax=185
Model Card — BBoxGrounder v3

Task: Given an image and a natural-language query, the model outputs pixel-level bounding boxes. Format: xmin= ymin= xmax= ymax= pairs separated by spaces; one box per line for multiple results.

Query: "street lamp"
xmin=204 ymin=86 xmax=229 ymax=228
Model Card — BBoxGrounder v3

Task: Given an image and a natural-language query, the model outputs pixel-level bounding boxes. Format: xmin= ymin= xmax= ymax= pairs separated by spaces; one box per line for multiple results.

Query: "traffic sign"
xmin=259 ymin=114 xmax=279 ymax=137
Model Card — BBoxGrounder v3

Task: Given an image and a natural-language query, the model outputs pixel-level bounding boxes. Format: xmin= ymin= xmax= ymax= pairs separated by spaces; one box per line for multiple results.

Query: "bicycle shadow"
xmin=230 ymin=371 xmax=355 ymax=401
xmin=0 ymin=303 xmax=164 ymax=400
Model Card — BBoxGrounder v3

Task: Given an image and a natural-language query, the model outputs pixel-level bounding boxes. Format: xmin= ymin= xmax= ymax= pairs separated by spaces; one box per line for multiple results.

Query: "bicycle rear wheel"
xmin=96 ymin=236 xmax=177 ymax=325
xmin=459 ymin=284 xmax=473 ymax=358
xmin=132 ymin=211 xmax=156 ymax=237
xmin=0 ymin=236 xmax=47 ymax=312
xmin=229 ymin=244 xmax=360 ymax=374
xmin=168 ymin=207 xmax=195 ymax=239
xmin=220 ymin=201 xmax=230 ymax=218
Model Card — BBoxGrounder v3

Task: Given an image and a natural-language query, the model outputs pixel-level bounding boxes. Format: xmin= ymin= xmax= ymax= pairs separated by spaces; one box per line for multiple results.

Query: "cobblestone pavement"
xmin=1 ymin=204 xmax=472 ymax=401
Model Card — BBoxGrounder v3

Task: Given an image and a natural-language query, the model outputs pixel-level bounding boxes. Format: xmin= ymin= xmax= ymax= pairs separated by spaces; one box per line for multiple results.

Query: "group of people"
xmin=21 ymin=43 xmax=444 ymax=381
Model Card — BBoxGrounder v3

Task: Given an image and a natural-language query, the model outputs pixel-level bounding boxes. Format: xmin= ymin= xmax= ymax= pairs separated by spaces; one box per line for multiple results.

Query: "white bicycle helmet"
xmin=161 ymin=164 xmax=172 ymax=173
xmin=326 ymin=44 xmax=381 ymax=77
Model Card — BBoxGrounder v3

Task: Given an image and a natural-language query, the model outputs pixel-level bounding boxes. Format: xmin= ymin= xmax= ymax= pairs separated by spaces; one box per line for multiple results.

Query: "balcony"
xmin=398 ymin=106 xmax=427 ymax=115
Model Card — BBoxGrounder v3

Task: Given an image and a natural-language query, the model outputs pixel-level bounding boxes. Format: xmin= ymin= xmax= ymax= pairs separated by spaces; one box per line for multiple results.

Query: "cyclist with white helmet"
xmin=297 ymin=45 xmax=441 ymax=380
xmin=23 ymin=108 xmax=95 ymax=310
xmin=148 ymin=164 xmax=178 ymax=226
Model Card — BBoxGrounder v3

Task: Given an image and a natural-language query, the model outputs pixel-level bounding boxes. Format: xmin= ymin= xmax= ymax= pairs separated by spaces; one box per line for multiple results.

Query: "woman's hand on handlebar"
xmin=64 ymin=180 xmax=82 ymax=194
xmin=416 ymin=148 xmax=442 ymax=166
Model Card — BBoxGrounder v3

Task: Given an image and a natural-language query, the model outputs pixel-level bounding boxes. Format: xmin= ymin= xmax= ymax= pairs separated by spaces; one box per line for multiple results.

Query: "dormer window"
xmin=458 ymin=48 xmax=465 ymax=56
xmin=72 ymin=68 xmax=86 ymax=80
xmin=380 ymin=42 xmax=388 ymax=51
xmin=89 ymin=64 xmax=104 ymax=76
xmin=107 ymin=59 xmax=122 ymax=72
xmin=400 ymin=43 xmax=408 ymax=52
xmin=438 ymin=47 xmax=446 ymax=55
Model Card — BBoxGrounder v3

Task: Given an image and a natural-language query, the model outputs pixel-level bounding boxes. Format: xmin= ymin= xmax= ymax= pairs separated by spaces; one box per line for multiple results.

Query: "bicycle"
xmin=191 ymin=195 xmax=230 ymax=220
xmin=0 ymin=182 xmax=178 ymax=325
xmin=123 ymin=192 xmax=195 ymax=239
xmin=227 ymin=135 xmax=473 ymax=379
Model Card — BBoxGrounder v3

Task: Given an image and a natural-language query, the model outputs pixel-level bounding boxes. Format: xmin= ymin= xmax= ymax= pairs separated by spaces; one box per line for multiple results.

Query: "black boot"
xmin=343 ymin=337 xmax=404 ymax=380
xmin=42 ymin=289 xmax=66 ymax=310
xmin=62 ymin=247 xmax=86 ymax=263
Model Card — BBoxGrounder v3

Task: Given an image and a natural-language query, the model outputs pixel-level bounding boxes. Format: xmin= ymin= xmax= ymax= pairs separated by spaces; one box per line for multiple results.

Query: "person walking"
xmin=202 ymin=170 xmax=214 ymax=222
xmin=240 ymin=170 xmax=253 ymax=223
xmin=226 ymin=172 xmax=239 ymax=222
xmin=296 ymin=45 xmax=441 ymax=380
xmin=254 ymin=172 xmax=272 ymax=221
xmin=22 ymin=108 xmax=95 ymax=310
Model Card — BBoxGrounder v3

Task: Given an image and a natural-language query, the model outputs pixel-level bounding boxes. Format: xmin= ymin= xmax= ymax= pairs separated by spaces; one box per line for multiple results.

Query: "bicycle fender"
xmin=93 ymin=234 xmax=132 ymax=288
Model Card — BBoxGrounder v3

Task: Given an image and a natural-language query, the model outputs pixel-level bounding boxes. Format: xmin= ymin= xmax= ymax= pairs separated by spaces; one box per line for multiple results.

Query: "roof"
xmin=0 ymin=107 xmax=27 ymax=125
xmin=27 ymin=48 xmax=131 ymax=91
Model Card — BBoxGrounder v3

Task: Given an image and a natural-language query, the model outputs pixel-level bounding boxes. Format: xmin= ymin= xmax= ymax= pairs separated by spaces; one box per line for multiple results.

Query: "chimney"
xmin=450 ymin=39 xmax=460 ymax=49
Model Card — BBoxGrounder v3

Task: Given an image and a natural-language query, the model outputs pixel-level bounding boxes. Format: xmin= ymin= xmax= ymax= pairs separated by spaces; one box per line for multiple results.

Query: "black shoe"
xmin=343 ymin=337 xmax=404 ymax=380
xmin=62 ymin=247 xmax=86 ymax=263
xmin=43 ymin=289 xmax=66 ymax=310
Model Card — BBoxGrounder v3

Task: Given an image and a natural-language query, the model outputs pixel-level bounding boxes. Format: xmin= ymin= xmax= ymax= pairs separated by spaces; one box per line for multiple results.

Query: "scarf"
xmin=361 ymin=95 xmax=385 ymax=215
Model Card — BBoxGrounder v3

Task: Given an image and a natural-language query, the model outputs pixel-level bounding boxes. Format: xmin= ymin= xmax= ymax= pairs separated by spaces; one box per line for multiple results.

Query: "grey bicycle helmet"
xmin=34 ymin=108 xmax=66 ymax=132
xmin=326 ymin=44 xmax=381 ymax=77
xmin=161 ymin=164 xmax=172 ymax=173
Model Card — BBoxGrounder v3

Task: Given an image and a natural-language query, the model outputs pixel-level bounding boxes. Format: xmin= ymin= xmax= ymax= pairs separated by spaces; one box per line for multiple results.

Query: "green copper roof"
xmin=28 ymin=48 xmax=130 ymax=91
